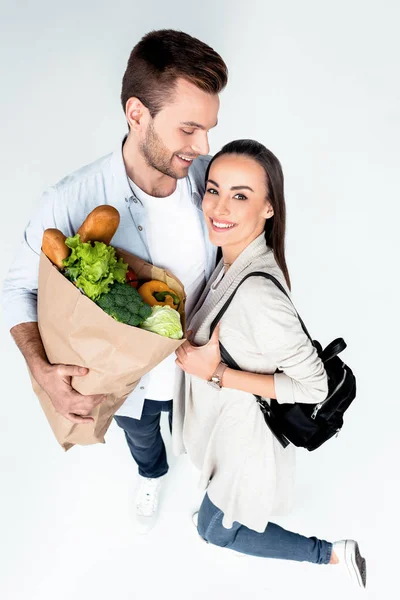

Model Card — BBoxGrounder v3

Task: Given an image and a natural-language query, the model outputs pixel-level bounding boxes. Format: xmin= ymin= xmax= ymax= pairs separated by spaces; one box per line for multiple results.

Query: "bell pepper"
xmin=138 ymin=280 xmax=180 ymax=310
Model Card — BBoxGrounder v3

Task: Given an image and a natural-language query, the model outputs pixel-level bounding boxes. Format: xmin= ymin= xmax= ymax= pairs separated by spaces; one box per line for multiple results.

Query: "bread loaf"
xmin=77 ymin=205 xmax=120 ymax=245
xmin=42 ymin=229 xmax=70 ymax=269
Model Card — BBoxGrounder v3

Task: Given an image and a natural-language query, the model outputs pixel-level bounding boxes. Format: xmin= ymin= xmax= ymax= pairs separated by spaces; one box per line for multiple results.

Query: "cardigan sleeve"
xmin=236 ymin=277 xmax=328 ymax=405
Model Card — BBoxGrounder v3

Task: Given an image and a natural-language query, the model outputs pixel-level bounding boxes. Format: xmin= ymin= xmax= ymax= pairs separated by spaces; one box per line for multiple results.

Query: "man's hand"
xmin=36 ymin=362 xmax=106 ymax=424
xmin=10 ymin=322 xmax=105 ymax=424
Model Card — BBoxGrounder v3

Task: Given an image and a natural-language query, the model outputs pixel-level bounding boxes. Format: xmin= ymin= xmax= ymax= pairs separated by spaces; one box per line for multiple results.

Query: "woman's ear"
xmin=262 ymin=201 xmax=274 ymax=220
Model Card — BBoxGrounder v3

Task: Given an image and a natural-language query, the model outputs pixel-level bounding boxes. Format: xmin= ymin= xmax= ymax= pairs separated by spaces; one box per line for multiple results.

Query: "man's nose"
xmin=191 ymin=132 xmax=210 ymax=156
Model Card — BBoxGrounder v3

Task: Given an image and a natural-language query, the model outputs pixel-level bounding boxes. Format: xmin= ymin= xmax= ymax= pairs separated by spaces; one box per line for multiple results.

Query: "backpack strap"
xmin=210 ymin=271 xmax=313 ymax=343
xmin=209 ymin=271 xmax=307 ymax=450
xmin=208 ymin=271 xmax=347 ymax=450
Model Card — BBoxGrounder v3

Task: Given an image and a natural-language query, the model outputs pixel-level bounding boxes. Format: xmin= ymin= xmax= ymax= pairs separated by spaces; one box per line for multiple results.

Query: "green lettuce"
xmin=63 ymin=234 xmax=128 ymax=300
xmin=139 ymin=305 xmax=183 ymax=339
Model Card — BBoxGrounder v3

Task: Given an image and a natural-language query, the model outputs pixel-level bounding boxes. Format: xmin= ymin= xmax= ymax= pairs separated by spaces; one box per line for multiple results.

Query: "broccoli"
xmin=95 ymin=282 xmax=152 ymax=326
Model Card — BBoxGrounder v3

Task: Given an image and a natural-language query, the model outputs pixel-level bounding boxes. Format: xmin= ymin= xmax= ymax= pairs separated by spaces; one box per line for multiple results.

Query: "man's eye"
xmin=182 ymin=129 xmax=195 ymax=135
xmin=234 ymin=194 xmax=247 ymax=201
xmin=206 ymin=188 xmax=218 ymax=195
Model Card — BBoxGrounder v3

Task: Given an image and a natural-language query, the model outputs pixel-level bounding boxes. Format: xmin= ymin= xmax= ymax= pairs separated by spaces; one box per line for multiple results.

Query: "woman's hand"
xmin=175 ymin=325 xmax=221 ymax=380
xmin=176 ymin=325 xmax=276 ymax=398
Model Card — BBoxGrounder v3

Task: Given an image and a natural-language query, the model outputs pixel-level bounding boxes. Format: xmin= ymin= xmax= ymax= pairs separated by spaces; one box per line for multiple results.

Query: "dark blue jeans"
xmin=114 ymin=399 xmax=172 ymax=479
xmin=198 ymin=493 xmax=332 ymax=564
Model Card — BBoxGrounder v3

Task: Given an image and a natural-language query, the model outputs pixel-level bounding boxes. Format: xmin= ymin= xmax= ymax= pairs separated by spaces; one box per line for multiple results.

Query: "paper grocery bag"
xmin=31 ymin=250 xmax=186 ymax=451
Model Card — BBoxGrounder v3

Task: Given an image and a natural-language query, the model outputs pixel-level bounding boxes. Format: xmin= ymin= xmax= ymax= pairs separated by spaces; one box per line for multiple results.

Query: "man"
xmin=2 ymin=29 xmax=228 ymax=533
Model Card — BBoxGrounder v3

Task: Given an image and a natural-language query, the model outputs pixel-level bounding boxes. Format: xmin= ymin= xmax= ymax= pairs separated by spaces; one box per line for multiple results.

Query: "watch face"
xmin=207 ymin=379 xmax=221 ymax=390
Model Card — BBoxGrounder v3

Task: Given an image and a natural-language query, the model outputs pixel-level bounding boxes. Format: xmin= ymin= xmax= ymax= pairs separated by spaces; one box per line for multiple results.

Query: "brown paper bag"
xmin=31 ymin=250 xmax=186 ymax=451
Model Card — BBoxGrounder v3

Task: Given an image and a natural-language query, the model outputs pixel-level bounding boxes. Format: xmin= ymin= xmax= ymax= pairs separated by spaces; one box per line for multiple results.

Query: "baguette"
xmin=42 ymin=229 xmax=70 ymax=269
xmin=77 ymin=205 xmax=120 ymax=245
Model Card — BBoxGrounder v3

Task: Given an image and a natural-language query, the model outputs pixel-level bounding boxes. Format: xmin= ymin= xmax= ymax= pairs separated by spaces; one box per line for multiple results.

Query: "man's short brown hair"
xmin=121 ymin=29 xmax=228 ymax=117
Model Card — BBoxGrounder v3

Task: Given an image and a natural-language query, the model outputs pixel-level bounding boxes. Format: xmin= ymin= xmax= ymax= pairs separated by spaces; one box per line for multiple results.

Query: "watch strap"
xmin=210 ymin=362 xmax=228 ymax=387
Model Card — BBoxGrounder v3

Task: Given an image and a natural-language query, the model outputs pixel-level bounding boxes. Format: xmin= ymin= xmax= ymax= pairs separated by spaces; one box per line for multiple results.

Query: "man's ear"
xmin=262 ymin=201 xmax=274 ymax=219
xmin=125 ymin=97 xmax=148 ymax=131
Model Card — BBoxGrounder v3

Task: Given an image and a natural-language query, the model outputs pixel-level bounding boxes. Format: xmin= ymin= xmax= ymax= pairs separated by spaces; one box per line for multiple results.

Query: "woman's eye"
xmin=234 ymin=193 xmax=247 ymax=201
xmin=206 ymin=188 xmax=218 ymax=195
xmin=182 ymin=129 xmax=195 ymax=135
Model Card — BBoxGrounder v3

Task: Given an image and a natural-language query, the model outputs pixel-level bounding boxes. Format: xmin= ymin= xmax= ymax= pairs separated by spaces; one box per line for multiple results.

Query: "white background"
xmin=1 ymin=1 xmax=399 ymax=599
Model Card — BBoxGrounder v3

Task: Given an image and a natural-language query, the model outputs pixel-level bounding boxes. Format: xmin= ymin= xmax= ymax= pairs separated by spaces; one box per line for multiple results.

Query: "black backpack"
xmin=209 ymin=272 xmax=356 ymax=452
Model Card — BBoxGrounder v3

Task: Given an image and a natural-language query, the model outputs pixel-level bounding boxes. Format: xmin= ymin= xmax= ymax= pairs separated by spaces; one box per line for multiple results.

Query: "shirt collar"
xmin=110 ymin=136 xmax=135 ymax=211
xmin=187 ymin=168 xmax=202 ymax=208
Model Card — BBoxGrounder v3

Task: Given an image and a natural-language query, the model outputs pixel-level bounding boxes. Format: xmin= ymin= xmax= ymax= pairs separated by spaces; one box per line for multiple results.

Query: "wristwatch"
xmin=207 ymin=362 xmax=228 ymax=390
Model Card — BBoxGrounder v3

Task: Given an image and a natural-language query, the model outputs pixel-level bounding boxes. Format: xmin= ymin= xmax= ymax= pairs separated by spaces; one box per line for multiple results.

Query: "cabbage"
xmin=139 ymin=305 xmax=183 ymax=339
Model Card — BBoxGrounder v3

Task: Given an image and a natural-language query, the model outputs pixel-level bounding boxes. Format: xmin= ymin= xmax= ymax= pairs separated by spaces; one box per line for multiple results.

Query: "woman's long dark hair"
xmin=205 ymin=139 xmax=291 ymax=289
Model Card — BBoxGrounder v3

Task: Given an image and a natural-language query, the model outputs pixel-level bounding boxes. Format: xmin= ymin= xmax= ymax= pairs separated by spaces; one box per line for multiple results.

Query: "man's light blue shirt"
xmin=2 ymin=138 xmax=216 ymax=418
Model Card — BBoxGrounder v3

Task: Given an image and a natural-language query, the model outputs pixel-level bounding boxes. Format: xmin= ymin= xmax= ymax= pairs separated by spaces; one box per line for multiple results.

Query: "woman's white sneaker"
xmin=333 ymin=539 xmax=367 ymax=588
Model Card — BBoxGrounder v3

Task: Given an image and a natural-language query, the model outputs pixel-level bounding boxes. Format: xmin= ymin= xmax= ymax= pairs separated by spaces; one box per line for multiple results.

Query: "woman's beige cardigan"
xmin=172 ymin=234 xmax=328 ymax=532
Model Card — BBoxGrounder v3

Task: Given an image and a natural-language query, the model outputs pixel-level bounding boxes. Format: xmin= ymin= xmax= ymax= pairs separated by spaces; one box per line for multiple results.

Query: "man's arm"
xmin=4 ymin=187 xmax=106 ymax=424
xmin=11 ymin=322 xmax=49 ymax=378
xmin=11 ymin=322 xmax=106 ymax=424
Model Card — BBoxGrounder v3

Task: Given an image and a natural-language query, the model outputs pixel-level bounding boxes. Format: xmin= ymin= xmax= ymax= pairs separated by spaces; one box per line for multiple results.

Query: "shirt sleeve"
xmin=242 ymin=277 xmax=328 ymax=405
xmin=1 ymin=186 xmax=60 ymax=330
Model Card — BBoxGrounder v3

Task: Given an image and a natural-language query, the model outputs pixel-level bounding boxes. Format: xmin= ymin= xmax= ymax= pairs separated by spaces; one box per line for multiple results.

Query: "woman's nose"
xmin=214 ymin=196 xmax=230 ymax=215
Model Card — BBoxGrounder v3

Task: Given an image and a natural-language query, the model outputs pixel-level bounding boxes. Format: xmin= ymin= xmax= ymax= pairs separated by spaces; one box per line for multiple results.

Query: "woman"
xmin=175 ymin=140 xmax=366 ymax=588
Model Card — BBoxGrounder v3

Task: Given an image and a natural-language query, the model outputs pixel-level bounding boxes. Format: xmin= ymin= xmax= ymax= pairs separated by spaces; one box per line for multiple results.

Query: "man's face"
xmin=140 ymin=78 xmax=219 ymax=179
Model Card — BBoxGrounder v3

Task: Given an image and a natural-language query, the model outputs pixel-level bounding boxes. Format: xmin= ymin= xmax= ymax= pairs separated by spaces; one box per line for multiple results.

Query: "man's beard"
xmin=140 ymin=121 xmax=184 ymax=180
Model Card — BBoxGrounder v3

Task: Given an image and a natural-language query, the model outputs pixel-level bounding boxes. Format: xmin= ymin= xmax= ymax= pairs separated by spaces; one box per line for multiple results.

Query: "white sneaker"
xmin=134 ymin=475 xmax=164 ymax=534
xmin=333 ymin=539 xmax=367 ymax=588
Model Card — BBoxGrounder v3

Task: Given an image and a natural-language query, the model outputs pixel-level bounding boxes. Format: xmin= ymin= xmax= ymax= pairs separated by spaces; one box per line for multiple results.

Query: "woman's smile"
xmin=209 ymin=217 xmax=237 ymax=232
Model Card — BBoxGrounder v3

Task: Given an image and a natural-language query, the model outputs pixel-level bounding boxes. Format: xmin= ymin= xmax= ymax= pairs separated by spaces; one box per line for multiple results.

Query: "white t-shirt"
xmin=129 ymin=177 xmax=206 ymax=400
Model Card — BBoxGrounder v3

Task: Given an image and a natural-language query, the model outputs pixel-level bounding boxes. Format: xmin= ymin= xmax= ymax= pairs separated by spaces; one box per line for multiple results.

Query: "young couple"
xmin=3 ymin=29 xmax=366 ymax=588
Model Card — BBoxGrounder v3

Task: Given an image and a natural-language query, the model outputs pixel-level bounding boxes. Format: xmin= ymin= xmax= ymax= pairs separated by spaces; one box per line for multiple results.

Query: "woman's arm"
xmin=175 ymin=324 xmax=276 ymax=398
xmin=222 ymin=368 xmax=276 ymax=398
xmin=176 ymin=277 xmax=328 ymax=405
xmin=249 ymin=278 xmax=328 ymax=404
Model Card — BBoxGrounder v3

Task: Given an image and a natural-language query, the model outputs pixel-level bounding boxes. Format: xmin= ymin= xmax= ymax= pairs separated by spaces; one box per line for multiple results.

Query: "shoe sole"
xmin=345 ymin=541 xmax=367 ymax=588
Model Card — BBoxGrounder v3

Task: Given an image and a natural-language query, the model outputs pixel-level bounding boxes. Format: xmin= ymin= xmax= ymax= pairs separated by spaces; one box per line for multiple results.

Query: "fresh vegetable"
xmin=62 ymin=234 xmax=128 ymax=300
xmin=95 ymin=282 xmax=152 ymax=326
xmin=41 ymin=208 xmax=184 ymax=339
xmin=138 ymin=280 xmax=180 ymax=310
xmin=126 ymin=267 xmax=139 ymax=288
xmin=139 ymin=305 xmax=183 ymax=339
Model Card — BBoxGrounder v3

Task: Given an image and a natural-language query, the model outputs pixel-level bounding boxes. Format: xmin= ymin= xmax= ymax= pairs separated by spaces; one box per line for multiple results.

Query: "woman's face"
xmin=202 ymin=153 xmax=274 ymax=256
